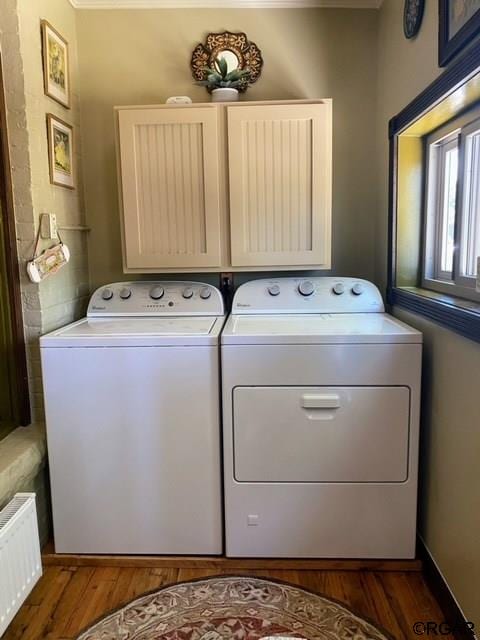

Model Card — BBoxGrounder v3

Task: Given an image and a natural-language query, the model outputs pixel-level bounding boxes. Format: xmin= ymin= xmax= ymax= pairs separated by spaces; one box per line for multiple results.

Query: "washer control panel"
xmin=232 ymin=277 xmax=384 ymax=314
xmin=87 ymin=282 xmax=224 ymax=317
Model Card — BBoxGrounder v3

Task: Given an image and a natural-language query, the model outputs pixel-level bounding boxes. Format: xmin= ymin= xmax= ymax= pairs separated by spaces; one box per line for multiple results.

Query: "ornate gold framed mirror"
xmin=191 ymin=31 xmax=263 ymax=92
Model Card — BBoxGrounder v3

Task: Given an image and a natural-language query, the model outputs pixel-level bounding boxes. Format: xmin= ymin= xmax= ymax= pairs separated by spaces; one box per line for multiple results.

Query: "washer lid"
xmin=221 ymin=313 xmax=422 ymax=344
xmin=41 ymin=316 xmax=224 ymax=347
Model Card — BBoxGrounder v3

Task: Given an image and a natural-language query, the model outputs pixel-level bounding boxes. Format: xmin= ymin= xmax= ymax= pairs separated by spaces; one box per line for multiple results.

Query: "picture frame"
xmin=191 ymin=31 xmax=263 ymax=92
xmin=47 ymin=114 xmax=74 ymax=190
xmin=439 ymin=0 xmax=480 ymax=66
xmin=41 ymin=19 xmax=70 ymax=108
xmin=404 ymin=0 xmax=425 ymax=39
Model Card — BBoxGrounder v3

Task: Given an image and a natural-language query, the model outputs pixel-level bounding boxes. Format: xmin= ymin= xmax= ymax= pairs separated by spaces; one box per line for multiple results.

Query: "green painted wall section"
xmin=75 ymin=8 xmax=379 ymax=289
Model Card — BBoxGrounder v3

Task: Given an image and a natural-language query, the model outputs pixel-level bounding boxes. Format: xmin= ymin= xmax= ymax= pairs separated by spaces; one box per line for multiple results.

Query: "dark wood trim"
xmin=389 ymin=43 xmax=480 ymax=136
xmin=389 ymin=287 xmax=480 ymax=343
xmin=387 ymin=37 xmax=480 ymax=340
xmin=439 ymin=0 xmax=480 ymax=68
xmin=0 ymin=54 xmax=31 ymax=426
xmin=41 ymin=544 xmax=423 ymax=571
xmin=417 ymin=537 xmax=475 ymax=640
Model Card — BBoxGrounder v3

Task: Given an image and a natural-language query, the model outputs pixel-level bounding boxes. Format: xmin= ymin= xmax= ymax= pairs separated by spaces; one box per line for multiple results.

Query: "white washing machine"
xmin=40 ymin=281 xmax=224 ymax=555
xmin=221 ymin=277 xmax=422 ymax=558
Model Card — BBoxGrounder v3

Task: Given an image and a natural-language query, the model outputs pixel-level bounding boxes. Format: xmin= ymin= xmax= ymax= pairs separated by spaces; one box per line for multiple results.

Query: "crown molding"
xmin=69 ymin=0 xmax=383 ymax=9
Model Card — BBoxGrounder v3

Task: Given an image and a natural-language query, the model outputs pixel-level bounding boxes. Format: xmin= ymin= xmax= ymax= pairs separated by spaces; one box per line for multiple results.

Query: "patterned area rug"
xmin=77 ymin=576 xmax=391 ymax=640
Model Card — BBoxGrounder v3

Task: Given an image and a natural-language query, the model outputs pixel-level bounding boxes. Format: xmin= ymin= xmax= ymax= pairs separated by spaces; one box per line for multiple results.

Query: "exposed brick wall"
xmin=1 ymin=0 xmax=90 ymax=422
xmin=0 ymin=0 xmax=43 ymax=422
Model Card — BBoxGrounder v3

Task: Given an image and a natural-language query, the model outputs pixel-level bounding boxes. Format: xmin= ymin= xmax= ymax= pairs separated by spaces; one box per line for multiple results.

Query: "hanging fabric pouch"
xmin=27 ymin=228 xmax=70 ymax=283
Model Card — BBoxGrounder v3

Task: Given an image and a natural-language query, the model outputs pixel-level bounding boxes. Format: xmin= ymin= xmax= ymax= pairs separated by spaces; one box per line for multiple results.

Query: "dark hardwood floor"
xmin=4 ymin=565 xmax=451 ymax=640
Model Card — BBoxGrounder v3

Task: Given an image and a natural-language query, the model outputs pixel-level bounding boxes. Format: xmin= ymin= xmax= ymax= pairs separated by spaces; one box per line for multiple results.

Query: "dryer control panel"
xmin=231 ymin=277 xmax=384 ymax=314
xmin=87 ymin=281 xmax=224 ymax=317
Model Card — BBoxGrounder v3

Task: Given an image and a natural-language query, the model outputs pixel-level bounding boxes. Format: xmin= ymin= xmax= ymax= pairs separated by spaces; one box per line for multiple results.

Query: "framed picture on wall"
xmin=41 ymin=20 xmax=70 ymax=108
xmin=47 ymin=114 xmax=74 ymax=189
xmin=439 ymin=0 xmax=480 ymax=66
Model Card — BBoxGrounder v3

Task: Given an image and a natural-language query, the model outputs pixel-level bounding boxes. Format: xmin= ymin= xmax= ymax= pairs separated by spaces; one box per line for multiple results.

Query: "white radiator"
xmin=0 ymin=493 xmax=42 ymax=636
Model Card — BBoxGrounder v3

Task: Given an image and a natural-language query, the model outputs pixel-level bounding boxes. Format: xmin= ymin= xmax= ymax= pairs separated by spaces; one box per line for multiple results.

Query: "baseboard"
xmin=417 ymin=537 xmax=476 ymax=640
xmin=41 ymin=542 xmax=422 ymax=571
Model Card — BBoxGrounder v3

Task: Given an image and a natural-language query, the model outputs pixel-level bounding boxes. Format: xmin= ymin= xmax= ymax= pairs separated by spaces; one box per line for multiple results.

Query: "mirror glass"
xmin=191 ymin=32 xmax=263 ymax=92
xmin=214 ymin=50 xmax=240 ymax=73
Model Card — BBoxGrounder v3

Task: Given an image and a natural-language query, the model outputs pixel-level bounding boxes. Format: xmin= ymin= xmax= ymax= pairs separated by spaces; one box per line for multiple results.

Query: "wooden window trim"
xmin=388 ymin=44 xmax=480 ymax=344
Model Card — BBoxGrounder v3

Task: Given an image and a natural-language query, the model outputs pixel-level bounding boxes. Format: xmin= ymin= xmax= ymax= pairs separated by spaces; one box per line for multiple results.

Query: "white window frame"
xmin=422 ymin=106 xmax=480 ymax=302
xmin=457 ymin=119 xmax=480 ymax=286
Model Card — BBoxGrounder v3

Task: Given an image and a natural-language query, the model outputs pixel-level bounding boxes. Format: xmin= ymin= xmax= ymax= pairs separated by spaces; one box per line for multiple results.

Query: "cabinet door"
xmin=227 ymin=103 xmax=332 ymax=268
xmin=118 ymin=108 xmax=222 ymax=269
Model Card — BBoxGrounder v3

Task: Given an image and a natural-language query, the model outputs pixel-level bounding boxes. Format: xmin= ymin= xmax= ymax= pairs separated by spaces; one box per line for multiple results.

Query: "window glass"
xmin=423 ymin=113 xmax=480 ymax=302
xmin=439 ymin=143 xmax=458 ymax=277
xmin=461 ymin=128 xmax=480 ymax=278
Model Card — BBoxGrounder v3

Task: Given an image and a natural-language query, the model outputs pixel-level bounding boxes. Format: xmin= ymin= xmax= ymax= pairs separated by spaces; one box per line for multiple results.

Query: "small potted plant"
xmin=196 ymin=56 xmax=250 ymax=102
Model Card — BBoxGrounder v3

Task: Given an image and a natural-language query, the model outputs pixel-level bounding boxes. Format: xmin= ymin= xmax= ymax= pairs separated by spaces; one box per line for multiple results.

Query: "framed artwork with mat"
xmin=439 ymin=0 xmax=480 ymax=66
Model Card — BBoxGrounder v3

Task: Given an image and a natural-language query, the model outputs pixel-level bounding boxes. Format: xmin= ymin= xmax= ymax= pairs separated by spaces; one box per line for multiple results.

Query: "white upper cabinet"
xmin=117 ymin=107 xmax=222 ymax=269
xmin=227 ymin=103 xmax=332 ymax=268
xmin=116 ymin=100 xmax=332 ymax=272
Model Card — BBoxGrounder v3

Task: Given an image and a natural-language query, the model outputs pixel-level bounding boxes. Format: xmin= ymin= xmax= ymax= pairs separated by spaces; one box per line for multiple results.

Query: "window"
xmin=389 ymin=44 xmax=480 ymax=343
xmin=423 ymin=110 xmax=480 ymax=302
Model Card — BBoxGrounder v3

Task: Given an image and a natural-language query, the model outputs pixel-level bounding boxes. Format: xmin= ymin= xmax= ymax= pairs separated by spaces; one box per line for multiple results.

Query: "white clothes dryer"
xmin=41 ymin=281 xmax=225 ymax=555
xmin=221 ymin=277 xmax=422 ymax=558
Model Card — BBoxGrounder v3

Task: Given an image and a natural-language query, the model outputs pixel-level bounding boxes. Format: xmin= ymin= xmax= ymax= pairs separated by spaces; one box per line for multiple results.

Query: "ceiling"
xmin=69 ymin=0 xmax=383 ymax=9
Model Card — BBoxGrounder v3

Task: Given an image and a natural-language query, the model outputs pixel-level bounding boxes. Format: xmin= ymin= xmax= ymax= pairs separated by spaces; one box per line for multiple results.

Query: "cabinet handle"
xmin=301 ymin=394 xmax=340 ymax=409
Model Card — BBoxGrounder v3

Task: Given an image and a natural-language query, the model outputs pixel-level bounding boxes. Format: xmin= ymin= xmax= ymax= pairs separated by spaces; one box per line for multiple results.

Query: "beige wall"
xmin=0 ymin=0 xmax=42 ymax=421
xmin=15 ymin=0 xmax=90 ymax=419
xmin=3 ymin=0 xmax=478 ymax=618
xmin=1 ymin=0 xmax=89 ymax=421
xmin=75 ymin=8 xmax=378 ymax=289
xmin=375 ymin=0 xmax=440 ymax=292
xmin=0 ymin=0 xmax=89 ymax=540
xmin=377 ymin=0 xmax=480 ymax=622
xmin=0 ymin=0 xmax=88 ymax=420
xmin=17 ymin=0 xmax=89 ymax=419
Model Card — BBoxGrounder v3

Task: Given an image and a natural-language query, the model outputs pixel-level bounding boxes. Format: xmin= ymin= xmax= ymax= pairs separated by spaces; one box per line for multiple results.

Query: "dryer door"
xmin=233 ymin=386 xmax=410 ymax=482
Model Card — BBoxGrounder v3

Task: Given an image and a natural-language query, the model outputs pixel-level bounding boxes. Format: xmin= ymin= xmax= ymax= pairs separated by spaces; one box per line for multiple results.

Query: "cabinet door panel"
xmin=227 ymin=103 xmax=332 ymax=268
xmin=118 ymin=108 xmax=222 ymax=269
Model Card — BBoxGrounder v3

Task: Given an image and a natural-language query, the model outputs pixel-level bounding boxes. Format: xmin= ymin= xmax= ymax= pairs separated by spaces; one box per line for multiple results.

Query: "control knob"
xmin=298 ymin=280 xmax=315 ymax=297
xmin=182 ymin=287 xmax=194 ymax=299
xmin=332 ymin=282 xmax=345 ymax=295
xmin=101 ymin=288 xmax=114 ymax=301
xmin=200 ymin=287 xmax=211 ymax=300
xmin=119 ymin=287 xmax=131 ymax=300
xmin=352 ymin=283 xmax=364 ymax=296
xmin=268 ymin=284 xmax=280 ymax=296
xmin=149 ymin=286 xmax=164 ymax=300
